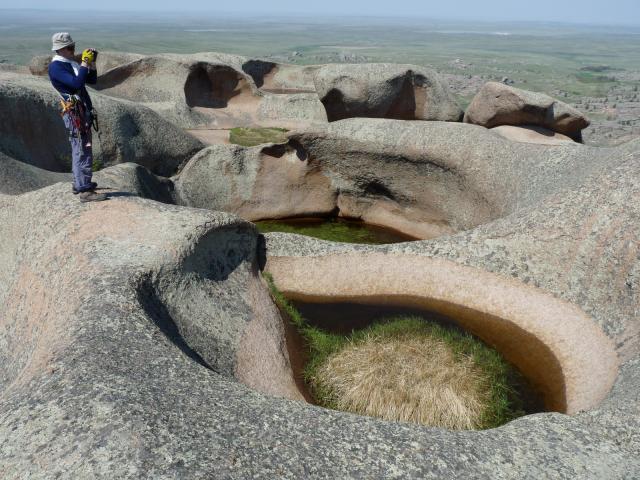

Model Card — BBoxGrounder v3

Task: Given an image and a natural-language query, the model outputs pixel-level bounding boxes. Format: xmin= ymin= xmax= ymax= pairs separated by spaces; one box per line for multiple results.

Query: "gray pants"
xmin=63 ymin=112 xmax=93 ymax=192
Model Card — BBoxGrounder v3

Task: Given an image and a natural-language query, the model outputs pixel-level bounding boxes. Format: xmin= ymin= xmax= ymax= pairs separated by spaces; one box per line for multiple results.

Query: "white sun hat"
xmin=51 ymin=32 xmax=75 ymax=52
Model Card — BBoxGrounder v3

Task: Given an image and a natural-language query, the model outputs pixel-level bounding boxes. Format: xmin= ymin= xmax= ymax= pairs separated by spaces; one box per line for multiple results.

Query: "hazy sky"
xmin=1 ymin=0 xmax=639 ymax=25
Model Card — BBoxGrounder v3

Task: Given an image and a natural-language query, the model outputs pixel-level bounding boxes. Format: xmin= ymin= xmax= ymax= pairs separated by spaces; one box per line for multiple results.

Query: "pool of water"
xmin=255 ymin=217 xmax=418 ymax=244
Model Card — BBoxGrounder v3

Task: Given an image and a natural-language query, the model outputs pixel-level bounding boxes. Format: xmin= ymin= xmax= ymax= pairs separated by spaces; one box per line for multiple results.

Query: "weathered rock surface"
xmin=491 ymin=125 xmax=577 ymax=145
xmin=464 ymin=82 xmax=590 ymax=140
xmin=314 ymin=63 xmax=463 ymax=122
xmin=1 ymin=57 xmax=639 ymax=478
xmin=267 ymin=253 xmax=619 ymax=414
xmin=263 ymin=137 xmax=640 ymax=475
xmin=243 ymin=60 xmax=320 ymax=92
xmin=0 ymin=71 xmax=203 ymax=176
xmin=91 ymin=94 xmax=204 ymax=176
xmin=1 ymin=138 xmax=638 ymax=478
xmin=96 ymin=51 xmax=146 ymax=73
xmin=257 ymin=93 xmax=328 ymax=126
xmin=173 ymin=143 xmax=337 ymax=221
xmin=95 ymin=53 xmax=327 ymax=130
xmin=92 ymin=162 xmax=175 ymax=204
xmin=0 ymin=151 xmax=69 ymax=195
xmin=0 ymin=175 xmax=306 ymax=477
xmin=28 ymin=52 xmax=145 ymax=77
xmin=175 ymin=118 xmax=616 ymax=239
xmin=28 ymin=54 xmax=53 ymax=76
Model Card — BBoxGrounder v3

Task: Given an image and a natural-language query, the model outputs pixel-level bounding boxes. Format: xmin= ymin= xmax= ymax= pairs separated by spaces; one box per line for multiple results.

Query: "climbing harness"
xmin=57 ymin=93 xmax=99 ymax=151
xmin=58 ymin=94 xmax=91 ymax=138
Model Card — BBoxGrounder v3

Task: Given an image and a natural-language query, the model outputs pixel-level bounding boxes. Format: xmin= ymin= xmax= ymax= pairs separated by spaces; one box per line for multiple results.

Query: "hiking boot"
xmin=79 ymin=190 xmax=107 ymax=203
xmin=72 ymin=182 xmax=98 ymax=194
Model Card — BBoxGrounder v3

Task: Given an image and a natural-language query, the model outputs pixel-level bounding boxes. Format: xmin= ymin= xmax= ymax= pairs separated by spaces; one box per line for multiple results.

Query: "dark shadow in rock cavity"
xmin=184 ymin=63 xmax=247 ymax=109
xmin=137 ymin=277 xmax=212 ymax=370
xmin=256 ymin=233 xmax=267 ymax=271
xmin=241 ymin=60 xmax=277 ymax=88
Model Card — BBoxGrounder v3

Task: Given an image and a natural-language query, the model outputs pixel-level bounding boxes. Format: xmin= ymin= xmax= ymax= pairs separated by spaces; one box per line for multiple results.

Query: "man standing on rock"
xmin=48 ymin=32 xmax=106 ymax=202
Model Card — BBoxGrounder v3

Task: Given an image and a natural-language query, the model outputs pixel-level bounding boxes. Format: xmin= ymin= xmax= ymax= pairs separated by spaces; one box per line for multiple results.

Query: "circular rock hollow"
xmin=287 ymin=303 xmax=543 ymax=429
xmin=266 ymin=252 xmax=620 ymax=414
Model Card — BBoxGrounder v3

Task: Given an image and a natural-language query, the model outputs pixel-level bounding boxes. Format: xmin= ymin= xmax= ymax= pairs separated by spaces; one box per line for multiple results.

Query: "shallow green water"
xmin=255 ymin=217 xmax=417 ymax=244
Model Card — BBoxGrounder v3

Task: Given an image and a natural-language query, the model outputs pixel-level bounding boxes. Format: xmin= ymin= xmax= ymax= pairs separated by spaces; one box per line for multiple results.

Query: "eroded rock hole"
xmin=266 ymin=277 xmax=544 ymax=431
xmin=385 ymin=74 xmax=417 ymax=120
xmin=321 ymin=88 xmax=349 ymax=122
xmin=241 ymin=60 xmax=277 ymax=88
xmin=360 ymin=179 xmax=396 ymax=200
xmin=184 ymin=63 xmax=247 ymax=108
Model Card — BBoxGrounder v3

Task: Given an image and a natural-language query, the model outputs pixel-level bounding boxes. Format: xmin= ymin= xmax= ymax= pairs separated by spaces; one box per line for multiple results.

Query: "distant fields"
xmin=3 ymin=11 xmax=639 ymax=97
xmin=2 ymin=10 xmax=639 ymax=145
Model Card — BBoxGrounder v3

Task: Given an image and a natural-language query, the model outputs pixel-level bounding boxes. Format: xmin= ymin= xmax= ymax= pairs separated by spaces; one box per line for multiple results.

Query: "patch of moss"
xmin=92 ymin=158 xmax=103 ymax=172
xmin=229 ymin=127 xmax=288 ymax=147
xmin=263 ymin=273 xmax=529 ymax=430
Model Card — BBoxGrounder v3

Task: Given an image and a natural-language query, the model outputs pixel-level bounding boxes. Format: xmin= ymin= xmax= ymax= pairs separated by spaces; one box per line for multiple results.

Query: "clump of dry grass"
xmin=314 ymin=332 xmax=491 ymax=429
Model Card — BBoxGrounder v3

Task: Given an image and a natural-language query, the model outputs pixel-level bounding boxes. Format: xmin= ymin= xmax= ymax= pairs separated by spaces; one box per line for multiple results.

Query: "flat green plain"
xmin=3 ymin=10 xmax=640 ymax=102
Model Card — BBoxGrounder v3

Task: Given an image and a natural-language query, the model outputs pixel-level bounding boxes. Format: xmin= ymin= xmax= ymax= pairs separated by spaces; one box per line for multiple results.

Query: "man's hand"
xmin=81 ymin=48 xmax=97 ymax=64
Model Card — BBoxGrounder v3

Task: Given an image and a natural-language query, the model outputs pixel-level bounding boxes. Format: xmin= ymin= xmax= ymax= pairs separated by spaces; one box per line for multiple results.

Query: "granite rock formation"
xmin=314 ymin=63 xmax=463 ymax=122
xmin=94 ymin=53 xmax=327 ymax=130
xmin=174 ymin=118 xmax=616 ymax=239
xmin=490 ymin=125 xmax=577 ymax=145
xmin=464 ymin=82 xmax=590 ymax=141
xmin=0 ymin=58 xmax=638 ymax=479
xmin=0 ymin=150 xmax=69 ymax=195
xmin=0 ymin=71 xmax=203 ymax=177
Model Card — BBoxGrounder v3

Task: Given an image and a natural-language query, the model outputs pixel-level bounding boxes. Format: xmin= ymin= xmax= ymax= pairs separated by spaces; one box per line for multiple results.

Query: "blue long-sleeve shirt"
xmin=48 ymin=60 xmax=97 ymax=111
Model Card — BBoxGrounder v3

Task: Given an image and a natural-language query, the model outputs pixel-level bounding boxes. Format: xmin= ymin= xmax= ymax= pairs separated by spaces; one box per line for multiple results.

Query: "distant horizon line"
xmin=1 ymin=8 xmax=639 ymax=29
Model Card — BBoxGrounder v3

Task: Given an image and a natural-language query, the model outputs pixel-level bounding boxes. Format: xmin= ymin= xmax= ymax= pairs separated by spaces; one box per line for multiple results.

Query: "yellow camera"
xmin=81 ymin=49 xmax=96 ymax=64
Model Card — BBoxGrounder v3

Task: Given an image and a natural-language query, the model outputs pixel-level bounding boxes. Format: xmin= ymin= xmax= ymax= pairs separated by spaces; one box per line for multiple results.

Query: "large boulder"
xmin=91 ymin=94 xmax=204 ymax=176
xmin=243 ymin=60 xmax=320 ymax=92
xmin=92 ymin=162 xmax=175 ymax=204
xmin=96 ymin=51 xmax=146 ymax=73
xmin=95 ymin=53 xmax=327 ymax=130
xmin=464 ymin=82 xmax=590 ymax=141
xmin=0 ymin=71 xmax=203 ymax=176
xmin=173 ymin=143 xmax=337 ymax=221
xmin=313 ymin=63 xmax=463 ymax=122
xmin=257 ymin=93 xmax=327 ymax=126
xmin=28 ymin=54 xmax=53 ymax=76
